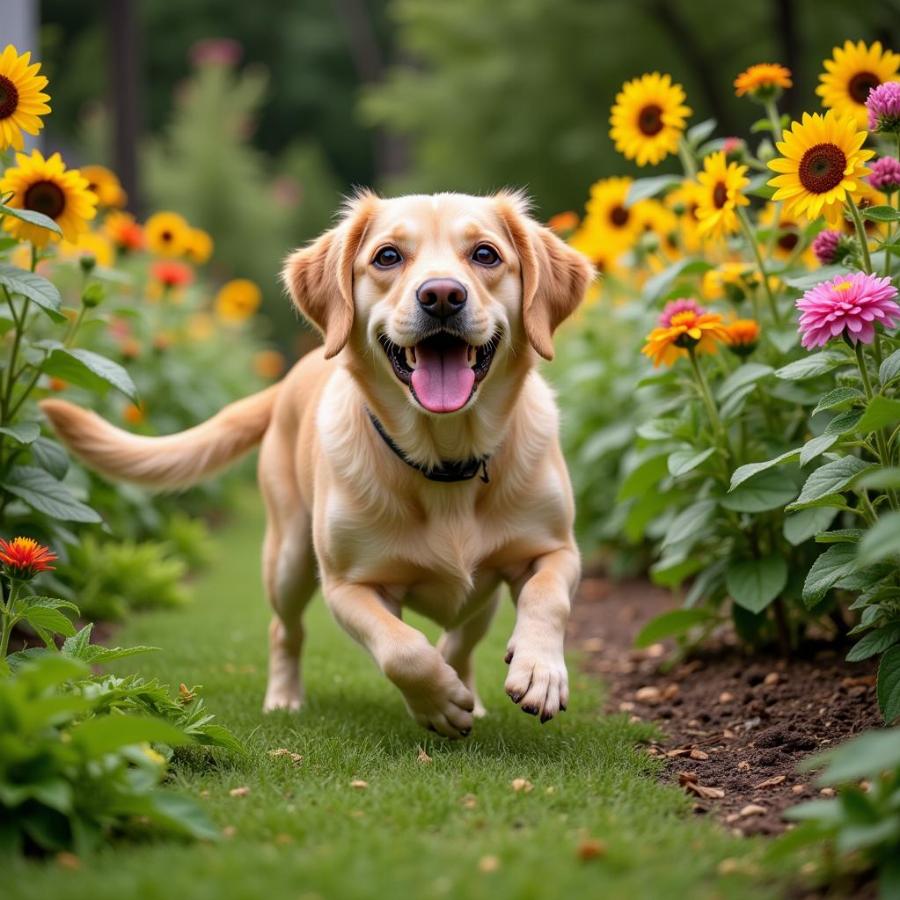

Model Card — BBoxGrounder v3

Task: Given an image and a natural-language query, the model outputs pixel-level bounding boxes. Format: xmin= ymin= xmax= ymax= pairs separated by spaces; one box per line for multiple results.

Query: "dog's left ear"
xmin=496 ymin=192 xmax=595 ymax=361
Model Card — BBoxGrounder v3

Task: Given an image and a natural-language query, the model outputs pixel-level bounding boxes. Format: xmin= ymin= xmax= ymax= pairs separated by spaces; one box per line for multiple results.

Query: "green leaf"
xmin=846 ymin=623 xmax=900 ymax=662
xmin=660 ymin=499 xmax=717 ymax=549
xmin=729 ymin=449 xmax=797 ymax=491
xmin=721 ymin=469 xmax=797 ymax=512
xmin=726 ymin=556 xmax=787 ymax=614
xmin=824 ymin=409 xmax=862 ymax=435
xmin=625 ymin=174 xmax=682 ymax=206
xmin=686 ymin=118 xmax=717 ymax=146
xmin=786 ymin=493 xmax=847 ymax=513
xmin=811 ymin=387 xmax=863 ymax=417
xmin=716 ymin=363 xmax=773 ymax=401
xmin=799 ymin=433 xmax=839 ymax=467
xmin=791 ymin=456 xmax=874 ymax=508
xmin=784 ymin=507 xmax=838 ymax=546
xmin=0 ymin=264 xmax=66 ymax=323
xmin=746 ymin=182 xmax=776 ymax=200
xmin=141 ymin=792 xmax=219 ymax=841
xmin=802 ymin=543 xmax=858 ymax=607
xmin=642 ymin=259 xmax=713 ymax=303
xmin=861 ymin=204 xmax=900 ymax=222
xmin=815 ymin=529 xmax=863 ymax=543
xmin=617 ymin=453 xmax=669 ymax=501
xmin=805 ymin=728 xmax=900 ymax=781
xmin=0 ymin=421 xmax=40 ymax=445
xmin=857 ymin=511 xmax=900 ymax=566
xmin=775 ymin=350 xmax=850 ymax=381
xmin=667 ymin=446 xmax=716 ymax=477
xmin=856 ymin=395 xmax=900 ymax=433
xmin=877 ymin=646 xmax=900 ymax=724
xmin=0 ymin=203 xmax=62 ymax=235
xmin=1 ymin=465 xmax=102 ymax=523
xmin=19 ymin=605 xmax=76 ymax=638
xmin=72 ymin=715 xmax=191 ymax=756
xmin=856 ymin=467 xmax=900 ymax=490
xmin=636 ymin=418 xmax=680 ymax=441
xmin=781 ymin=266 xmax=853 ymax=291
xmin=41 ymin=347 xmax=138 ymax=401
xmin=634 ymin=608 xmax=713 ymax=648
xmin=879 ymin=348 xmax=900 ymax=386
xmin=30 ymin=437 xmax=69 ymax=479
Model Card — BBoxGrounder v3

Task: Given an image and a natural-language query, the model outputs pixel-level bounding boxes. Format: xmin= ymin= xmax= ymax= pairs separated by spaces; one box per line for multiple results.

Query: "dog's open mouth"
xmin=379 ymin=331 xmax=497 ymax=414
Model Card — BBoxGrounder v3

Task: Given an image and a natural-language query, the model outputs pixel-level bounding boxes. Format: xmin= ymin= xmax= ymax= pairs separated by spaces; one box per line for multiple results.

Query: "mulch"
xmin=568 ymin=576 xmax=882 ymax=836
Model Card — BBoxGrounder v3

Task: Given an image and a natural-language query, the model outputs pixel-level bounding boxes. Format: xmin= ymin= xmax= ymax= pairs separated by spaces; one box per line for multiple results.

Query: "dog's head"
xmin=283 ymin=191 xmax=593 ymax=416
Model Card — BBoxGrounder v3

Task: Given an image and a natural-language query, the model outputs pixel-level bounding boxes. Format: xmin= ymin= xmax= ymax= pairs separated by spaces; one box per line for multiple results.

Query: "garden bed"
xmin=570 ymin=577 xmax=881 ymax=836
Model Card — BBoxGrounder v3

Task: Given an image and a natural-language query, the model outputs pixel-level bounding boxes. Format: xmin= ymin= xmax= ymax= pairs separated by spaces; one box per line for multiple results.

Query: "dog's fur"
xmin=41 ymin=191 xmax=593 ymax=737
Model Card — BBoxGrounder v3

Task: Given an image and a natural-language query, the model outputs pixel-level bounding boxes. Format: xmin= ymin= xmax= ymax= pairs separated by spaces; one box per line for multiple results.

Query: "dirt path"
xmin=568 ymin=577 xmax=881 ymax=836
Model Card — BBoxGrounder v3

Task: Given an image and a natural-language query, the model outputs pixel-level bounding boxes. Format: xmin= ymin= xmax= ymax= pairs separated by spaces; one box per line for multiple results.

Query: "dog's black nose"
xmin=416 ymin=278 xmax=467 ymax=319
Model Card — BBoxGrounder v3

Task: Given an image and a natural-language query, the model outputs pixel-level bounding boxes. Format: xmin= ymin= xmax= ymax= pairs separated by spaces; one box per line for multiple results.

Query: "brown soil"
xmin=568 ymin=577 xmax=881 ymax=836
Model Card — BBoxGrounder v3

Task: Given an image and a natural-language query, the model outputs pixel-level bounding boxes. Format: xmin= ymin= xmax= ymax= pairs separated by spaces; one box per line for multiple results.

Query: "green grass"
xmin=8 ymin=490 xmax=793 ymax=899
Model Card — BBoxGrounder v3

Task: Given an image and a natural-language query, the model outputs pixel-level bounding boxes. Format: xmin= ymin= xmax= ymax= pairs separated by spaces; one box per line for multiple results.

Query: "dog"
xmin=41 ymin=190 xmax=594 ymax=737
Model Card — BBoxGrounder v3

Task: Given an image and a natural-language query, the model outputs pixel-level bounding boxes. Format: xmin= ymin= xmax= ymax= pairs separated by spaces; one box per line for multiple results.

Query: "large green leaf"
xmin=726 ymin=556 xmax=787 ymax=613
xmin=861 ymin=204 xmax=900 ymax=222
xmin=721 ymin=469 xmax=797 ymax=512
xmin=856 ymin=467 xmax=900 ymax=490
xmin=775 ymin=350 xmax=850 ymax=381
xmin=846 ymin=623 xmax=900 ymax=662
xmin=0 ymin=264 xmax=65 ymax=323
xmin=729 ymin=448 xmax=797 ymax=491
xmin=634 ymin=608 xmax=714 ymax=648
xmin=0 ymin=203 xmax=62 ymax=235
xmin=0 ymin=421 xmax=40 ymax=445
xmin=41 ymin=347 xmax=138 ymax=401
xmin=811 ymin=387 xmax=863 ymax=417
xmin=802 ymin=543 xmax=858 ymax=607
xmin=877 ymin=646 xmax=900 ymax=724
xmin=667 ymin=446 xmax=716 ymax=477
xmin=781 ymin=265 xmax=853 ymax=291
xmin=801 ymin=727 xmax=900 ymax=781
xmin=617 ymin=453 xmax=669 ymax=501
xmin=30 ymin=436 xmax=69 ymax=479
xmin=19 ymin=605 xmax=76 ymax=638
xmin=660 ymin=499 xmax=717 ymax=549
xmin=879 ymin=349 xmax=900 ymax=386
xmin=799 ymin=433 xmax=839 ymax=467
xmin=625 ymin=174 xmax=682 ymax=206
xmin=1 ymin=465 xmax=101 ymax=523
xmin=716 ymin=363 xmax=773 ymax=401
xmin=857 ymin=511 xmax=900 ymax=567
xmin=72 ymin=715 xmax=191 ymax=756
xmin=790 ymin=456 xmax=874 ymax=509
xmin=856 ymin=395 xmax=900 ymax=433
xmin=783 ymin=507 xmax=838 ymax=546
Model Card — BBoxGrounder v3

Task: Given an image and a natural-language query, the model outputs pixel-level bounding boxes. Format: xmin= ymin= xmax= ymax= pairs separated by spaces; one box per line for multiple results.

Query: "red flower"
xmin=151 ymin=260 xmax=194 ymax=289
xmin=0 ymin=537 xmax=57 ymax=579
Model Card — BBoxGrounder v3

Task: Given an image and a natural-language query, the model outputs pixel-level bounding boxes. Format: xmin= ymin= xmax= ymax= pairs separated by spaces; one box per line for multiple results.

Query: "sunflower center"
xmin=161 ymin=229 xmax=173 ymax=243
xmin=609 ymin=205 xmax=630 ymax=228
xmin=777 ymin=226 xmax=799 ymax=252
xmin=0 ymin=74 xmax=19 ymax=119
xmin=798 ymin=143 xmax=846 ymax=194
xmin=24 ymin=180 xmax=66 ymax=220
xmin=713 ymin=182 xmax=728 ymax=209
xmin=848 ymin=71 xmax=879 ymax=105
xmin=637 ymin=103 xmax=664 ymax=137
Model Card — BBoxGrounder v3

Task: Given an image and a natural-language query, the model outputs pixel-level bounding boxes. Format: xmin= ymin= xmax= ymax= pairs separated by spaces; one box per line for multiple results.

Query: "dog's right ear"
xmin=282 ymin=191 xmax=378 ymax=358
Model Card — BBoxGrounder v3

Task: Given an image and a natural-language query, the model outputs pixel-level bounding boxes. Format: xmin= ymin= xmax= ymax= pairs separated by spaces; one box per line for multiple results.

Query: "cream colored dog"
xmin=41 ymin=191 xmax=593 ymax=738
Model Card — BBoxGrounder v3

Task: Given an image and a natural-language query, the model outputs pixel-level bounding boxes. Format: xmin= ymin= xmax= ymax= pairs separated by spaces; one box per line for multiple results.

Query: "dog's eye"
xmin=373 ymin=246 xmax=403 ymax=268
xmin=471 ymin=244 xmax=501 ymax=267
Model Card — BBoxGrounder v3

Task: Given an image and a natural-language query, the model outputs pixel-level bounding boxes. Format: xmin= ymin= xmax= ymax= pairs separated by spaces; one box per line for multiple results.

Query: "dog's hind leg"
xmin=438 ymin=590 xmax=500 ymax=718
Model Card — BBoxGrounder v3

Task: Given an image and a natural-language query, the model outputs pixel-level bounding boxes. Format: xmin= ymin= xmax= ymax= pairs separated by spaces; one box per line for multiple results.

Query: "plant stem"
xmin=0 ymin=582 xmax=16 ymax=659
xmin=736 ymin=207 xmax=782 ymax=325
xmin=855 ymin=341 xmax=899 ymax=509
xmin=677 ymin=137 xmax=697 ymax=179
xmin=688 ymin=348 xmax=732 ymax=468
xmin=847 ymin=196 xmax=873 ymax=275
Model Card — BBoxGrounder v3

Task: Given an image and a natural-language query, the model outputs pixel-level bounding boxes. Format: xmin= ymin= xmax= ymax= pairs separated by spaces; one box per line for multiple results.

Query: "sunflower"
xmin=568 ymin=223 xmax=621 ymax=279
xmin=665 ymin=180 xmax=707 ymax=253
xmin=215 ymin=278 xmax=262 ymax=323
xmin=0 ymin=150 xmax=97 ymax=247
xmin=817 ymin=40 xmax=900 ymax=129
xmin=767 ymin=111 xmax=874 ymax=221
xmin=734 ymin=63 xmax=792 ymax=101
xmin=80 ymin=164 xmax=127 ymax=208
xmin=701 ymin=262 xmax=755 ymax=302
xmin=696 ymin=151 xmax=750 ymax=239
xmin=633 ymin=199 xmax=680 ymax=262
xmin=144 ymin=211 xmax=190 ymax=257
xmin=641 ymin=307 xmax=730 ymax=368
xmin=758 ymin=202 xmax=804 ymax=261
xmin=583 ymin=177 xmax=643 ymax=252
xmin=610 ymin=72 xmax=692 ymax=167
xmin=184 ymin=227 xmax=214 ymax=265
xmin=0 ymin=45 xmax=51 ymax=152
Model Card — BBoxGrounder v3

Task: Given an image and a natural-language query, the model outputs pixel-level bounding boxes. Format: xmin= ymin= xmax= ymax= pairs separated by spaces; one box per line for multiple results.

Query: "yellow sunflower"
xmin=633 ymin=199 xmax=680 ymax=262
xmin=184 ymin=227 xmax=214 ymax=265
xmin=696 ymin=151 xmax=750 ymax=239
xmin=665 ymin=180 xmax=707 ymax=253
xmin=701 ymin=261 xmax=755 ymax=302
xmin=610 ymin=72 xmax=692 ymax=167
xmin=734 ymin=63 xmax=792 ymax=100
xmin=215 ymin=279 xmax=262 ymax=323
xmin=0 ymin=45 xmax=51 ymax=152
xmin=144 ymin=211 xmax=190 ymax=257
xmin=758 ymin=202 xmax=803 ymax=261
xmin=583 ymin=177 xmax=643 ymax=252
xmin=817 ymin=40 xmax=900 ymax=128
xmin=0 ymin=150 xmax=97 ymax=247
xmin=828 ymin=177 xmax=888 ymax=237
xmin=80 ymin=165 xmax=127 ymax=208
xmin=767 ymin=111 xmax=874 ymax=221
xmin=568 ymin=223 xmax=621 ymax=279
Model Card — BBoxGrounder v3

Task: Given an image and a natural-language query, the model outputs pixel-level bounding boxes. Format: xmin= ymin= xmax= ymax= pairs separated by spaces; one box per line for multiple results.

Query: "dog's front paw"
xmin=504 ymin=635 xmax=568 ymax=723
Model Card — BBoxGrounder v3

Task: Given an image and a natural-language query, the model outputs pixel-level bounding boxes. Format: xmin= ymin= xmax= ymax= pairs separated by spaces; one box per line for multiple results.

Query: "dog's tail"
xmin=40 ymin=384 xmax=281 ymax=491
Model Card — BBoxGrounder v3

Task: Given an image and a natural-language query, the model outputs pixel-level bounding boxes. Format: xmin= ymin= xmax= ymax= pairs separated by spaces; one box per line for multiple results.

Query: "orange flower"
xmin=151 ymin=260 xmax=194 ymax=290
xmin=642 ymin=308 xmax=730 ymax=367
xmin=547 ymin=211 xmax=579 ymax=234
xmin=104 ymin=211 xmax=144 ymax=252
xmin=47 ymin=377 xmax=68 ymax=392
xmin=253 ymin=349 xmax=286 ymax=379
xmin=734 ymin=63 xmax=792 ymax=99
xmin=123 ymin=402 xmax=145 ymax=425
xmin=0 ymin=537 xmax=57 ymax=578
xmin=724 ymin=319 xmax=761 ymax=357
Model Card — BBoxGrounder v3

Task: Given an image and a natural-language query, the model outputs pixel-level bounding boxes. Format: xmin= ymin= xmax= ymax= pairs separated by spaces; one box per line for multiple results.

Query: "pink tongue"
xmin=410 ymin=341 xmax=475 ymax=413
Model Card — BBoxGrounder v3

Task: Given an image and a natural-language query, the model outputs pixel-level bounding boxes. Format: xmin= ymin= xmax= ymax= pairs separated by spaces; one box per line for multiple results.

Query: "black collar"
xmin=366 ymin=409 xmax=490 ymax=484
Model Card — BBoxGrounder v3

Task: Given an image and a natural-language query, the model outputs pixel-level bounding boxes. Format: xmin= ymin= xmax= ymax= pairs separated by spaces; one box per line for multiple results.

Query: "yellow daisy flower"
xmin=215 ymin=278 xmax=262 ymax=323
xmin=734 ymin=63 xmax=792 ymax=100
xmin=817 ymin=40 xmax=900 ymax=128
xmin=665 ymin=180 xmax=707 ymax=253
xmin=701 ymin=261 xmax=755 ymax=302
xmin=0 ymin=45 xmax=51 ymax=152
xmin=696 ymin=151 xmax=750 ymax=239
xmin=144 ymin=211 xmax=190 ymax=257
xmin=767 ymin=111 xmax=874 ymax=221
xmin=184 ymin=227 xmax=214 ymax=265
xmin=610 ymin=72 xmax=692 ymax=167
xmin=568 ymin=223 xmax=621 ymax=278
xmin=642 ymin=308 xmax=729 ymax=368
xmin=80 ymin=165 xmax=127 ymax=208
xmin=583 ymin=177 xmax=643 ymax=252
xmin=0 ymin=150 xmax=97 ymax=247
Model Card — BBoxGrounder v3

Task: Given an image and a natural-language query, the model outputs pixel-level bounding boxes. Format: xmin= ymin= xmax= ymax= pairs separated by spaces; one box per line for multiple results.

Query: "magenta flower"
xmin=812 ymin=230 xmax=843 ymax=265
xmin=659 ymin=298 xmax=704 ymax=327
xmin=869 ymin=156 xmax=900 ymax=194
xmin=867 ymin=81 xmax=900 ymax=133
xmin=797 ymin=272 xmax=900 ymax=349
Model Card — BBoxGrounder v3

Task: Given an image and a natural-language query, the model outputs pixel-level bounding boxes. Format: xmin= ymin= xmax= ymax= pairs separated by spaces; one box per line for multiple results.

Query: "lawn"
xmin=8 ymin=491 xmax=793 ymax=900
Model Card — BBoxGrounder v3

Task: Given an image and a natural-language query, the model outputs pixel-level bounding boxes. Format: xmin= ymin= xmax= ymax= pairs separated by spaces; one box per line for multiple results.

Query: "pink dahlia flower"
xmin=796 ymin=272 xmax=900 ymax=349
xmin=867 ymin=81 xmax=900 ymax=133
xmin=659 ymin=298 xmax=704 ymax=327
xmin=869 ymin=156 xmax=900 ymax=194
